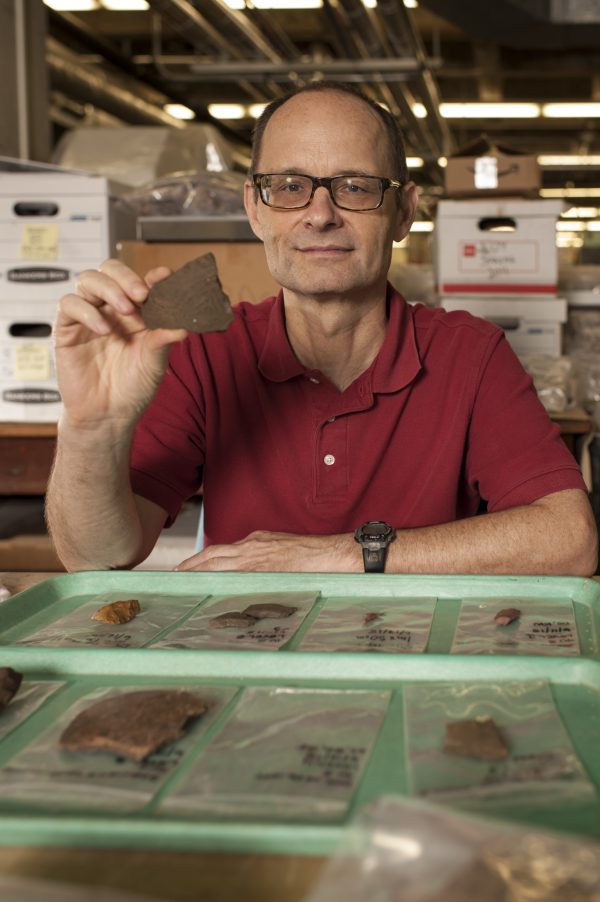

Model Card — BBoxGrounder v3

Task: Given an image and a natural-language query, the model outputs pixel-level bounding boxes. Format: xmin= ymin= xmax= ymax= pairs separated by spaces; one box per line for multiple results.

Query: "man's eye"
xmin=339 ymin=181 xmax=369 ymax=194
xmin=282 ymin=182 xmax=303 ymax=193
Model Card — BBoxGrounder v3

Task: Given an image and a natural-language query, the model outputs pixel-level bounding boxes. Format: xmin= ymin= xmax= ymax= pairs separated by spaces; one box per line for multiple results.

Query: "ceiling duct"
xmin=47 ymin=37 xmax=186 ymax=128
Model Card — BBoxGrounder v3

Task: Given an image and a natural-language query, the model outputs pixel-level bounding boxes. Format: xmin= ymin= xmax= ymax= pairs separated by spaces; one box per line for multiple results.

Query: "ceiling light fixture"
xmin=163 ymin=103 xmax=195 ymax=120
xmin=208 ymin=103 xmax=246 ymax=120
xmin=410 ymin=221 xmax=433 ymax=231
xmin=251 ymin=0 xmax=323 ymax=7
xmin=556 ymin=221 xmax=586 ymax=231
xmin=537 ymin=154 xmax=600 ymax=166
xmin=437 ymin=156 xmax=447 ymax=167
xmin=562 ymin=207 xmax=599 ymax=218
xmin=406 ymin=157 xmax=424 ymax=168
xmin=362 ymin=0 xmax=377 ymax=7
xmin=43 ymin=0 xmax=99 ymax=9
xmin=100 ymin=0 xmax=149 ymax=8
xmin=249 ymin=103 xmax=267 ymax=118
xmin=440 ymin=103 xmax=540 ymax=118
xmin=404 ymin=0 xmax=418 ymax=7
xmin=222 ymin=0 xmax=245 ymax=6
xmin=412 ymin=103 xmax=427 ymax=118
xmin=541 ymin=187 xmax=600 ymax=198
xmin=543 ymin=103 xmax=600 ymax=118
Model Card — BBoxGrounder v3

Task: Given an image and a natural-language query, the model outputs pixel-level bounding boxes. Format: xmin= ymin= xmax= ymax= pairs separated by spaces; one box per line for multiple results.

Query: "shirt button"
xmin=327 ymin=416 xmax=336 ymax=423
xmin=324 ymin=454 xmax=335 ymax=466
xmin=309 ymin=377 xmax=320 ymax=384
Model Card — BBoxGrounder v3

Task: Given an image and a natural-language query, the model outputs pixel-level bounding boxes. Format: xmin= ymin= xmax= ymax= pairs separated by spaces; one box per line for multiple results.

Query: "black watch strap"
xmin=362 ymin=546 xmax=387 ymax=573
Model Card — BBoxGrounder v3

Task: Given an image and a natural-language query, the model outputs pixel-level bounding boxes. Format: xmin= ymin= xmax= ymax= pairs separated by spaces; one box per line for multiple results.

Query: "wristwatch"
xmin=354 ymin=521 xmax=396 ymax=573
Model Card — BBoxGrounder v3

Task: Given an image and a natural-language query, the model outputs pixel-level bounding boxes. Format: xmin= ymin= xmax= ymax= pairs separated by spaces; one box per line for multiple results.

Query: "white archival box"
xmin=0 ymin=165 xmax=135 ymax=421
xmin=0 ymin=302 xmax=60 ymax=422
xmin=440 ymin=296 xmax=567 ymax=357
xmin=434 ymin=198 xmax=564 ymax=297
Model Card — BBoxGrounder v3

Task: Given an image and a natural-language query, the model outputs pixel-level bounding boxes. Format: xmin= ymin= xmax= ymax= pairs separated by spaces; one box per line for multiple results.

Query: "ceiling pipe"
xmin=47 ymin=37 xmax=186 ymax=128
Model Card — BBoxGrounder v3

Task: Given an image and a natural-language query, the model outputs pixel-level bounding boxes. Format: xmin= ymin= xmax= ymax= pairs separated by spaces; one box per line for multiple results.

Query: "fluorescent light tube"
xmin=406 ymin=157 xmax=424 ymax=168
xmin=249 ymin=104 xmax=267 ymax=119
xmin=101 ymin=0 xmax=149 ymax=8
xmin=208 ymin=103 xmax=246 ymax=119
xmin=541 ymin=187 xmax=600 ymax=198
xmin=252 ymin=0 xmax=322 ymax=7
xmin=44 ymin=0 xmax=99 ymax=9
xmin=543 ymin=103 xmax=600 ymax=118
xmin=440 ymin=102 xmax=540 ymax=118
xmin=412 ymin=103 xmax=427 ymax=119
xmin=537 ymin=154 xmax=600 ymax=166
xmin=163 ymin=103 xmax=195 ymax=120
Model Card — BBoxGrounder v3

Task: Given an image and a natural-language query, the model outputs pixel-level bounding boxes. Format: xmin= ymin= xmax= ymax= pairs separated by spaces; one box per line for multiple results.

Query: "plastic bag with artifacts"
xmin=160 ymin=686 xmax=390 ymax=821
xmin=404 ymin=680 xmax=595 ymax=808
xmin=306 ymin=796 xmax=600 ymax=902
xmin=12 ymin=592 xmax=206 ymax=649
xmin=0 ymin=684 xmax=236 ymax=814
xmin=298 ymin=597 xmax=436 ymax=653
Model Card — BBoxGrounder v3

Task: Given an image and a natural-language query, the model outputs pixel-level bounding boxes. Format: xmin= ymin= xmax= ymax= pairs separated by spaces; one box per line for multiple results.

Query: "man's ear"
xmin=393 ymin=181 xmax=418 ymax=243
xmin=244 ymin=181 xmax=264 ymax=241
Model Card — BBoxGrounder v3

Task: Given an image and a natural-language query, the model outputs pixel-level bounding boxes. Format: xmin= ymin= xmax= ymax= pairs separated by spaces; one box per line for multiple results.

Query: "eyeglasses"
xmin=252 ymin=172 xmax=403 ymax=212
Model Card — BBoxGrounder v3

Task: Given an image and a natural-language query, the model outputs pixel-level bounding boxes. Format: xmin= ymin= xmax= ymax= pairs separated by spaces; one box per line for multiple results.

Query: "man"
xmin=46 ymin=83 xmax=598 ymax=575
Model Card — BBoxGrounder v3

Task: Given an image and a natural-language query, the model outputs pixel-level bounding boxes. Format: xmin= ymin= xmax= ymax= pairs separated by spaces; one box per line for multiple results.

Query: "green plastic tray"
xmin=1 ymin=571 xmax=599 ymax=656
xmin=0 ymin=572 xmax=598 ymax=855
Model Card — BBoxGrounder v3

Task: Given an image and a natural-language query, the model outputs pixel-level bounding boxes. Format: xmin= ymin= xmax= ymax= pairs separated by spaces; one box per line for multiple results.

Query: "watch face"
xmin=363 ymin=522 xmax=391 ymax=539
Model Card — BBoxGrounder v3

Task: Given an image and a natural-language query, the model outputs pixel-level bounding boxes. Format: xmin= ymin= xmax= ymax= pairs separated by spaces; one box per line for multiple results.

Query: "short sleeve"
xmin=130 ymin=339 xmax=206 ymax=526
xmin=466 ymin=333 xmax=586 ymax=512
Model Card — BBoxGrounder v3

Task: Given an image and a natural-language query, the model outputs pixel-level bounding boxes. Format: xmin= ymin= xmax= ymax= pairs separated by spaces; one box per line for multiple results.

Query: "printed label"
xmin=20 ymin=224 xmax=59 ymax=261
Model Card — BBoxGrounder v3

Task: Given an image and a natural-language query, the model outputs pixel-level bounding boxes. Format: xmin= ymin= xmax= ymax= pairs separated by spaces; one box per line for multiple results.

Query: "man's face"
xmin=244 ymin=91 xmax=417 ymax=301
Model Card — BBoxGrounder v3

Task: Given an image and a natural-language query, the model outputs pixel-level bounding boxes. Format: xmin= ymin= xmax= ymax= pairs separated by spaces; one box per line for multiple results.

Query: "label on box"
xmin=13 ymin=342 xmax=51 ymax=380
xmin=459 ymin=239 xmax=538 ymax=280
xmin=474 ymin=156 xmax=498 ymax=189
xmin=19 ymin=224 xmax=59 ymax=261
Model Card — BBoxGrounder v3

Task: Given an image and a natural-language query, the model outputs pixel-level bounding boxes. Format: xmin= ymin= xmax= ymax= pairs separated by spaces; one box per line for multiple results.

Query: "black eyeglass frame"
xmin=252 ymin=172 xmax=403 ymax=211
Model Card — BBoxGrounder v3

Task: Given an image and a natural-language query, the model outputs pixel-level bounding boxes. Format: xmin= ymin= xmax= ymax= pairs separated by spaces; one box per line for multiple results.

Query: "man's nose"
xmin=304 ymin=185 xmax=341 ymax=225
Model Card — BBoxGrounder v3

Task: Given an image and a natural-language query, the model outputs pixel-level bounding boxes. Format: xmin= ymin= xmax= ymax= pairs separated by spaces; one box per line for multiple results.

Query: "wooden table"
xmin=0 ymin=572 xmax=326 ymax=901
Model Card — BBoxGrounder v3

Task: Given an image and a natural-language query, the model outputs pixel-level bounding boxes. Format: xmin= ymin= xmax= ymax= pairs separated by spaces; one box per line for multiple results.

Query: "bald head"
xmin=251 ymin=83 xmax=408 ymax=184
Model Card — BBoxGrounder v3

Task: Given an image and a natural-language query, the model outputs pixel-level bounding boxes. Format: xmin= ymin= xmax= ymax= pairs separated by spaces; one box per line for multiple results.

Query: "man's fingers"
xmin=75 ymin=268 xmax=138 ymax=314
xmin=144 ymin=327 xmax=188 ymax=352
xmin=145 ymin=266 xmax=172 ymax=288
xmin=98 ymin=259 xmax=150 ymax=302
xmin=56 ymin=294 xmax=112 ymax=336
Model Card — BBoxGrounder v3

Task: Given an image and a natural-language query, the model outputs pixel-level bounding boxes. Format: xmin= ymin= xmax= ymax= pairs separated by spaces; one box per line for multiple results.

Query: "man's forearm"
xmin=46 ymin=417 xmax=146 ymax=571
xmin=387 ymin=492 xmax=597 ymax=576
xmin=179 ymin=490 xmax=597 ymax=576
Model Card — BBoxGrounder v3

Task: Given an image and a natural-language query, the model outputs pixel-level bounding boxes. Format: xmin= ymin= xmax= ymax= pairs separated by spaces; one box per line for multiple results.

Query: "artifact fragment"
xmin=0 ymin=667 xmax=22 ymax=712
xmin=142 ymin=253 xmax=233 ymax=333
xmin=444 ymin=716 xmax=509 ymax=761
xmin=91 ymin=599 xmax=141 ymax=625
xmin=243 ymin=603 xmax=298 ymax=619
xmin=209 ymin=611 xmax=258 ymax=629
xmin=363 ymin=612 xmax=383 ymax=625
xmin=494 ymin=607 xmax=521 ymax=626
xmin=59 ymin=689 xmax=207 ymax=761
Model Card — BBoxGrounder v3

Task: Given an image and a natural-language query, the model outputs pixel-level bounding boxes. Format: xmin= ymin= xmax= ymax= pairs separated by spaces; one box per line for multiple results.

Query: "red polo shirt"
xmin=130 ymin=287 xmax=585 ymax=546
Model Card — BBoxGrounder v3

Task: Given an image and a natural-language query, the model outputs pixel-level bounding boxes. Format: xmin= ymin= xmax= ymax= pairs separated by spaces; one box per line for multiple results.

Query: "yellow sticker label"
xmin=13 ymin=342 xmax=51 ymax=381
xmin=20 ymin=223 xmax=59 ymax=261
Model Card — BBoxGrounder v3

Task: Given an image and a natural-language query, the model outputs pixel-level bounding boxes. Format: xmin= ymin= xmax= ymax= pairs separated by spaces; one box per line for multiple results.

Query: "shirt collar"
xmin=258 ymin=285 xmax=422 ymax=392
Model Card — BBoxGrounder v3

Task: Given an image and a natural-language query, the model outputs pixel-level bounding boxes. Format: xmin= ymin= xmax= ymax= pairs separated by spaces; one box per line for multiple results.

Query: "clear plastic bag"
xmin=14 ymin=592 xmax=206 ymax=649
xmin=307 ymin=796 xmax=600 ymax=902
xmin=298 ymin=597 xmax=435 ymax=653
xmin=153 ymin=592 xmax=318 ymax=650
xmin=451 ymin=598 xmax=580 ymax=656
xmin=0 ymin=680 xmax=64 ymax=742
xmin=161 ymin=687 xmax=390 ymax=821
xmin=519 ymin=354 xmax=576 ymax=413
xmin=0 ymin=684 xmax=236 ymax=813
xmin=124 ymin=171 xmax=245 ymax=216
xmin=404 ymin=680 xmax=595 ymax=807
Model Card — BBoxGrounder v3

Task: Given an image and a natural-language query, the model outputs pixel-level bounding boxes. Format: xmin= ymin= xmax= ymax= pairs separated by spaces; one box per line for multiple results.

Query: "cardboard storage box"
xmin=440 ymin=296 xmax=567 ymax=357
xmin=434 ymin=199 xmax=563 ymax=297
xmin=0 ymin=172 xmax=134 ymax=305
xmin=0 ymin=303 xmax=60 ymax=422
xmin=444 ymin=137 xmax=540 ymax=198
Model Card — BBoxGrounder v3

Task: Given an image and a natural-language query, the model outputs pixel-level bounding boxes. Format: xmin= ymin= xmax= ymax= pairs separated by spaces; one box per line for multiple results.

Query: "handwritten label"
xmin=256 ymin=743 xmax=367 ymax=789
xmin=20 ymin=224 xmax=59 ymax=261
xmin=354 ymin=627 xmax=413 ymax=650
xmin=13 ymin=342 xmax=51 ymax=381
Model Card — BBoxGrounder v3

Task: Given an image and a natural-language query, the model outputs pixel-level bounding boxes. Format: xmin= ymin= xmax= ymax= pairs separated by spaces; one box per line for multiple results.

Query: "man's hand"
xmin=55 ymin=259 xmax=187 ymax=427
xmin=175 ymin=530 xmax=360 ymax=572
